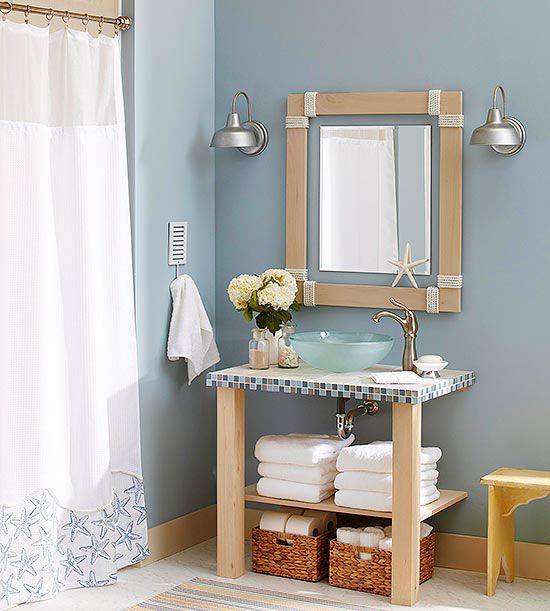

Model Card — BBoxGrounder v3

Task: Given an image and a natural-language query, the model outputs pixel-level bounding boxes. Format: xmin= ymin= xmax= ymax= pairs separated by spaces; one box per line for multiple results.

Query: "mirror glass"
xmin=319 ymin=125 xmax=431 ymax=275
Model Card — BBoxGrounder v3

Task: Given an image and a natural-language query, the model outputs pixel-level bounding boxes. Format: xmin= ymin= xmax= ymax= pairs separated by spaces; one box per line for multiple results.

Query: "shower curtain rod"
xmin=0 ymin=1 xmax=132 ymax=30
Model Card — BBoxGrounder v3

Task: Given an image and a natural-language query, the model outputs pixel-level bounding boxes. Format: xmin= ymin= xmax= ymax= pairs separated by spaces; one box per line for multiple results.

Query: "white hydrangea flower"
xmin=261 ymin=268 xmax=297 ymax=294
xmin=257 ymin=283 xmax=295 ymax=311
xmin=227 ymin=274 xmax=262 ymax=310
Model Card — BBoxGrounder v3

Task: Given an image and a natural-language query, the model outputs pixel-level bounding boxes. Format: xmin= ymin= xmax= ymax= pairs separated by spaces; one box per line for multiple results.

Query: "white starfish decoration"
xmin=388 ymin=243 xmax=429 ymax=289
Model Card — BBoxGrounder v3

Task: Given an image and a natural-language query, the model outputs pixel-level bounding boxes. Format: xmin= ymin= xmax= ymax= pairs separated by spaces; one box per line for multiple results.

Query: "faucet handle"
xmin=389 ymin=297 xmax=418 ymax=330
xmin=389 ymin=297 xmax=408 ymax=311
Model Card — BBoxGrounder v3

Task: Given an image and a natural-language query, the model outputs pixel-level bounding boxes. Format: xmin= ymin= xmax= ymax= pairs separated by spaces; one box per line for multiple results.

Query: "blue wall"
xmin=215 ymin=0 xmax=550 ymax=542
xmin=129 ymin=0 xmax=216 ymax=527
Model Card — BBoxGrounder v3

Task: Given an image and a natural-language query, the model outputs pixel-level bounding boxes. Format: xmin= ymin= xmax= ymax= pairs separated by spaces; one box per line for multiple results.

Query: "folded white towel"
xmin=369 ymin=371 xmax=423 ymax=384
xmin=258 ymin=461 xmax=337 ymax=485
xmin=257 ymin=478 xmax=335 ymax=503
xmin=255 ymin=434 xmax=354 ymax=467
xmin=421 ymin=464 xmax=438 ymax=473
xmin=167 ymin=274 xmax=220 ymax=384
xmin=336 ymin=442 xmax=442 ymax=473
xmin=334 ymin=488 xmax=441 ymax=512
xmin=334 ymin=471 xmax=438 ymax=493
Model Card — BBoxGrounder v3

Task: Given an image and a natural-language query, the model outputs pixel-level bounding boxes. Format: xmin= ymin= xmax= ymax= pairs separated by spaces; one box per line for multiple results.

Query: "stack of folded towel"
xmin=337 ymin=523 xmax=433 ymax=558
xmin=255 ymin=433 xmax=355 ymax=503
xmin=334 ymin=441 xmax=441 ymax=511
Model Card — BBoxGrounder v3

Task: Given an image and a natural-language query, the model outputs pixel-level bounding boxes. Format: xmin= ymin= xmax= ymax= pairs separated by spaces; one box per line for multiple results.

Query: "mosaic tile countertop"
xmin=206 ymin=363 xmax=476 ymax=404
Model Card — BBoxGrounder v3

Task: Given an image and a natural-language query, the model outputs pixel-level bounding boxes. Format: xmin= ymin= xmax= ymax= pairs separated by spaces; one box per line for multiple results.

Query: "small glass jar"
xmin=249 ymin=328 xmax=270 ymax=370
xmin=278 ymin=323 xmax=299 ymax=368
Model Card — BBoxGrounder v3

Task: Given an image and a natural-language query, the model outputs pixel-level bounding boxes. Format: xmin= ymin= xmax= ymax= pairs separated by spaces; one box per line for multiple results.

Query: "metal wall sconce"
xmin=210 ymin=91 xmax=269 ymax=156
xmin=470 ymin=85 xmax=526 ymax=156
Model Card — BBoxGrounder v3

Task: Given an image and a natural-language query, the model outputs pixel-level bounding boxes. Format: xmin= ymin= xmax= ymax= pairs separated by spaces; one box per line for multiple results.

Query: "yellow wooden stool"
xmin=480 ymin=468 xmax=550 ymax=596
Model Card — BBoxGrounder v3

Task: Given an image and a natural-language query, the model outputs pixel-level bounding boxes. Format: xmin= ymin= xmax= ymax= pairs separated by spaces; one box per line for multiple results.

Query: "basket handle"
xmin=275 ymin=537 xmax=294 ymax=547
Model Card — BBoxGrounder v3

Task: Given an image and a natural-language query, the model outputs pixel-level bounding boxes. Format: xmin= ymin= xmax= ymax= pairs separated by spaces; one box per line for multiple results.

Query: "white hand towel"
xmin=336 ymin=442 xmax=442 ymax=473
xmin=335 ymin=471 xmax=438 ymax=493
xmin=336 ymin=527 xmax=361 ymax=545
xmin=334 ymin=488 xmax=441 ymax=512
xmin=167 ymin=274 xmax=220 ymax=384
xmin=255 ymin=434 xmax=355 ymax=467
xmin=257 ymin=478 xmax=335 ymax=503
xmin=258 ymin=461 xmax=337 ymax=485
xmin=369 ymin=371 xmax=423 ymax=384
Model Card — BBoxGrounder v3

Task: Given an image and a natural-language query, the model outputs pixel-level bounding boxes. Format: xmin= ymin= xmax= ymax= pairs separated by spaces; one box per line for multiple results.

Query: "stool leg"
xmin=487 ymin=486 xmax=515 ymax=596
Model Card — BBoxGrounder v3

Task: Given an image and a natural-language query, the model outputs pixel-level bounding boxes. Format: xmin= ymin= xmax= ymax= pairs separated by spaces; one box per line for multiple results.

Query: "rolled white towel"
xmin=336 ymin=527 xmax=361 ymax=545
xmin=379 ymin=537 xmax=392 ymax=551
xmin=302 ymin=509 xmax=337 ymax=531
xmin=334 ymin=488 xmax=441 ymax=512
xmin=335 ymin=471 xmax=438 ymax=493
xmin=285 ymin=515 xmax=324 ymax=537
xmin=362 ymin=526 xmax=385 ymax=538
xmin=259 ymin=511 xmax=293 ymax=533
xmin=258 ymin=461 xmax=337 ymax=485
xmin=358 ymin=530 xmax=382 ymax=560
xmin=336 ymin=441 xmax=442 ymax=473
xmin=257 ymin=478 xmax=335 ymax=503
xmin=360 ymin=527 xmax=384 ymax=551
xmin=384 ymin=522 xmax=433 ymax=539
xmin=255 ymin=434 xmax=355 ymax=466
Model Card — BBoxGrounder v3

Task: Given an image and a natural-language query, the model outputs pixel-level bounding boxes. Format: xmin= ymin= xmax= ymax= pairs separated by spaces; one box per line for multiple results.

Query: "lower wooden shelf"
xmin=245 ymin=484 xmax=467 ymax=521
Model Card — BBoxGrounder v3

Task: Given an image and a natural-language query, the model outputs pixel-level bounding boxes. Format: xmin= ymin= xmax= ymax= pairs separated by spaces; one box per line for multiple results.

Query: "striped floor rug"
xmin=129 ymin=577 xmax=377 ymax=610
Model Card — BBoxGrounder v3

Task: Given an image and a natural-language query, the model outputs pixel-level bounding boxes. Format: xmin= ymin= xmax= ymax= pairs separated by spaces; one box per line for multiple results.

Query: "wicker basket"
xmin=329 ymin=532 xmax=436 ymax=596
xmin=251 ymin=527 xmax=334 ymax=582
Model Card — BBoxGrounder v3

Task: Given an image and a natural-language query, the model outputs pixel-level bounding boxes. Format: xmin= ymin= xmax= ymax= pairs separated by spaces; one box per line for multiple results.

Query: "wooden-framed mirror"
xmin=285 ymin=90 xmax=463 ymax=313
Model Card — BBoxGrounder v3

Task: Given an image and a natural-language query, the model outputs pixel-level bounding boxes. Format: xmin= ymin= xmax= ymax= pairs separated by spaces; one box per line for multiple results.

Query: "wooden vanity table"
xmin=207 ymin=363 xmax=475 ymax=606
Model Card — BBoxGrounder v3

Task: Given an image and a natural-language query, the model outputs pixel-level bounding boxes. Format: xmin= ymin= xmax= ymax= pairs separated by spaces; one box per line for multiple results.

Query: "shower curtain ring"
xmin=81 ymin=13 xmax=89 ymax=31
xmin=98 ymin=15 xmax=104 ymax=34
xmin=0 ymin=2 xmax=12 ymax=19
xmin=62 ymin=10 xmax=70 ymax=26
xmin=24 ymin=4 xmax=30 ymax=24
xmin=45 ymin=8 xmax=54 ymax=24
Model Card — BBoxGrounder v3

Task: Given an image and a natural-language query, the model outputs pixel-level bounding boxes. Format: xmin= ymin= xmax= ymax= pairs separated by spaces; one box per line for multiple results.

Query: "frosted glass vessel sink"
xmin=289 ymin=331 xmax=394 ymax=373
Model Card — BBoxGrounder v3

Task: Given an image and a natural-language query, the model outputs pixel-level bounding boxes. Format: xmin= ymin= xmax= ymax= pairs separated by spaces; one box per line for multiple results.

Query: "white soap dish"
xmin=413 ymin=355 xmax=448 ymax=379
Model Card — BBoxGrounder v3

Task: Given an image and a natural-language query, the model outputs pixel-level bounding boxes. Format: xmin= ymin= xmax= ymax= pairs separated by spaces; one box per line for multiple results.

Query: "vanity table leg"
xmin=391 ymin=401 xmax=422 ymax=606
xmin=216 ymin=387 xmax=245 ymax=578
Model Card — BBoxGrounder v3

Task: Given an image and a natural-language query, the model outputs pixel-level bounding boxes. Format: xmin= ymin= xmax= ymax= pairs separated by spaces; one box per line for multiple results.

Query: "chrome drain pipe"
xmin=336 ymin=397 xmax=379 ymax=440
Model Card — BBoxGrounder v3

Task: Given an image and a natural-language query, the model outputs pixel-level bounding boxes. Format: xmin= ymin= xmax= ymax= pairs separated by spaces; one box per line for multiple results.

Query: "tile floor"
xmin=21 ymin=537 xmax=550 ymax=610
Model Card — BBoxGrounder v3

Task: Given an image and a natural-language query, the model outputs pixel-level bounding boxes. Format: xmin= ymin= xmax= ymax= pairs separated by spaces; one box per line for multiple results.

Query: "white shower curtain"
xmin=320 ymin=126 xmax=398 ymax=273
xmin=0 ymin=20 xmax=147 ymax=609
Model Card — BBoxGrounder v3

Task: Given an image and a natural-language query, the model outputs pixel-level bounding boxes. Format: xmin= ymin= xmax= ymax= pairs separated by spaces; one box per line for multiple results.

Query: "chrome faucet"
xmin=372 ymin=298 xmax=418 ymax=372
